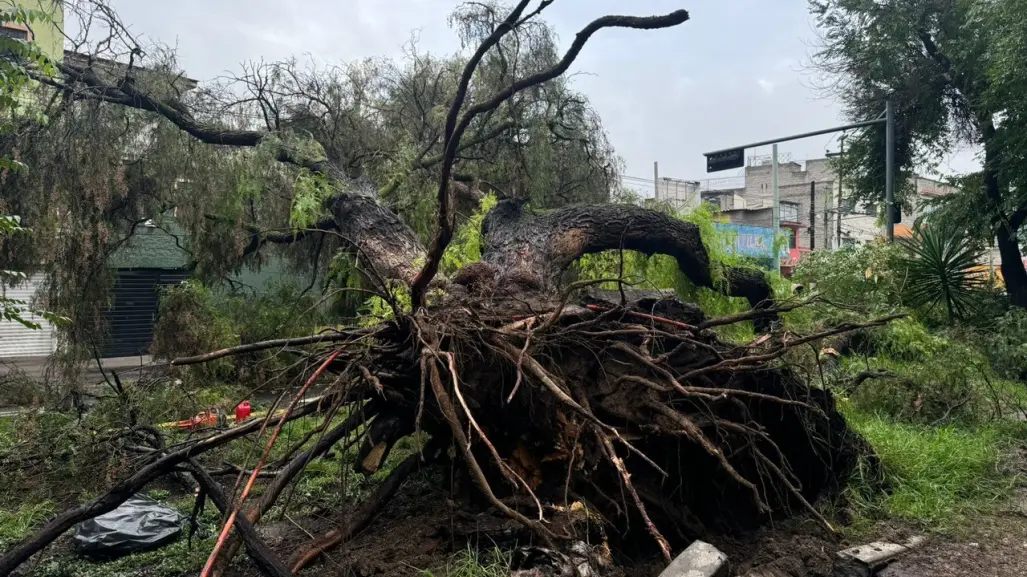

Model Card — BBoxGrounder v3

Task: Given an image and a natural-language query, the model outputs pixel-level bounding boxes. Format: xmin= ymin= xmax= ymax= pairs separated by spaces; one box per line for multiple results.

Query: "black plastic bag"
xmin=74 ymin=495 xmax=186 ymax=559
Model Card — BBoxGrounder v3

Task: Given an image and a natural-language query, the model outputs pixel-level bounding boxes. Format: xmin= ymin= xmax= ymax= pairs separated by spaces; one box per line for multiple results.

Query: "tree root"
xmin=1 ymin=294 xmax=881 ymax=577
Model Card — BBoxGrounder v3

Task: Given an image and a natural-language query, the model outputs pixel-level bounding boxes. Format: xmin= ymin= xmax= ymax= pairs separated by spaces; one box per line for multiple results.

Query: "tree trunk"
xmin=983 ymin=123 xmax=1027 ymax=308
xmin=480 ymin=200 xmax=776 ymax=319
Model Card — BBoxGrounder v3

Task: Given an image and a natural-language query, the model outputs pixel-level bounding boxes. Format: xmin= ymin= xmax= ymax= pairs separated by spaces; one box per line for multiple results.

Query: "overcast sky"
xmin=89 ymin=0 xmax=981 ymax=191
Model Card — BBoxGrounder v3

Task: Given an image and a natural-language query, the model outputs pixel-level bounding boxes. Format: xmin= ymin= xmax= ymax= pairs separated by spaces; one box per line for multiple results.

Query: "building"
xmin=0 ymin=0 xmax=62 ymax=61
xmin=655 ymin=177 xmax=702 ymax=211
xmin=695 ymin=155 xmax=961 ymax=271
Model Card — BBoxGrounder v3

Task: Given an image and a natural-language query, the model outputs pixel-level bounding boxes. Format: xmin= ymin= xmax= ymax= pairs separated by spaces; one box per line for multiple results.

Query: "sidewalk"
xmin=2 ymin=355 xmax=155 ymax=382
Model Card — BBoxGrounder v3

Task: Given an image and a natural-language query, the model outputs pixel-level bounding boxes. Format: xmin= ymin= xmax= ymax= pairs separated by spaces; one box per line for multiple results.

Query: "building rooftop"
xmin=63 ymin=49 xmax=199 ymax=93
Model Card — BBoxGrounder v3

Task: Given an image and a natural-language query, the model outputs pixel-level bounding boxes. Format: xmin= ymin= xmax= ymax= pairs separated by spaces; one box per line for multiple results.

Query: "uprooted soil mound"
xmin=301 ymin=290 xmax=878 ymax=568
xmin=0 ymin=291 xmax=881 ymax=577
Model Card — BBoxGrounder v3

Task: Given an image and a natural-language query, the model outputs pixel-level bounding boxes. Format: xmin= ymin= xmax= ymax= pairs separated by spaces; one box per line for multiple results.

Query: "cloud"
xmin=757 ymin=78 xmax=776 ymax=95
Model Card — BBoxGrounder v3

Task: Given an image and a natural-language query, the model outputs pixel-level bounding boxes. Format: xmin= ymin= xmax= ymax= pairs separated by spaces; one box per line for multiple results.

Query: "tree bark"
xmin=480 ymin=200 xmax=776 ymax=315
xmin=983 ymin=123 xmax=1027 ymax=308
xmin=327 ymin=192 xmax=427 ymax=286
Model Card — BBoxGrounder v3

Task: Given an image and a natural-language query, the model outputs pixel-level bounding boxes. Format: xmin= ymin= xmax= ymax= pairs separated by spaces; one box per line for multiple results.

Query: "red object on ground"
xmin=235 ymin=401 xmax=252 ymax=422
xmin=175 ymin=410 xmax=219 ymax=430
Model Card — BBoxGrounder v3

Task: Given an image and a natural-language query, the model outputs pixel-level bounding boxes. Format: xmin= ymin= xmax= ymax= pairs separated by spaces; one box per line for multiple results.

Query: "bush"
xmin=151 ymin=280 xmax=328 ymax=388
xmin=793 ymin=241 xmax=905 ymax=316
xmin=898 ymin=222 xmax=988 ymax=323
xmin=0 ymin=366 xmax=44 ymax=406
xmin=150 ymin=280 xmax=238 ymax=381
xmin=978 ymin=308 xmax=1027 ymax=382
xmin=834 ymin=319 xmax=1027 ymax=424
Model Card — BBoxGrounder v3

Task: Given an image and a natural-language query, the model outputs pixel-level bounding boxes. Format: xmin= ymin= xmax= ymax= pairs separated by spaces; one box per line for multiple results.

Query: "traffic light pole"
xmin=885 ymin=99 xmax=896 ymax=242
xmin=703 ymin=101 xmax=896 ymax=247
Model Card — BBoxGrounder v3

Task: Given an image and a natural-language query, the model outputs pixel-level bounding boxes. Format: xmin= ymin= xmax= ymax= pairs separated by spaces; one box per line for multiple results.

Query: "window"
xmin=0 ymin=24 xmax=31 ymax=61
xmin=780 ymin=202 xmax=799 ymax=223
xmin=0 ymin=27 xmax=28 ymax=41
xmin=787 ymin=229 xmax=797 ymax=249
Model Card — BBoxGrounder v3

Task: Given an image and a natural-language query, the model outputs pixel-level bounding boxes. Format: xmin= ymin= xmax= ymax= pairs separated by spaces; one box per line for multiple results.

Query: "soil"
xmin=231 ymin=465 xmax=1027 ymax=577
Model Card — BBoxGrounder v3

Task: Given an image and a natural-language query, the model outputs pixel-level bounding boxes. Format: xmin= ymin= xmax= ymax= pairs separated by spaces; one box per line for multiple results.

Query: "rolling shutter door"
xmin=101 ymin=269 xmax=189 ymax=358
xmin=0 ymin=273 xmax=57 ymax=358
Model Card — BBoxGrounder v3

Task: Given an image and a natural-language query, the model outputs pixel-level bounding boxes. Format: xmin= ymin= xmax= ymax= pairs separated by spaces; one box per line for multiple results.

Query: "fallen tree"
xmin=1 ymin=2 xmax=879 ymax=576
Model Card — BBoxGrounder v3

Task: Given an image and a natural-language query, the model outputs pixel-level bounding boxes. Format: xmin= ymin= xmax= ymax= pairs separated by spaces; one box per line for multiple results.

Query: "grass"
xmin=840 ymin=404 xmax=1027 ymax=530
xmin=0 ymin=501 xmax=55 ymax=549
xmin=418 ymin=547 xmax=511 ymax=577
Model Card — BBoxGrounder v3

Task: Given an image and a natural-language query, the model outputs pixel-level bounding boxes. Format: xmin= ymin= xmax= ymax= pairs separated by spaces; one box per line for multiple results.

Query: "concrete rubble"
xmin=834 ymin=536 xmax=926 ymax=577
xmin=658 ymin=540 xmax=729 ymax=577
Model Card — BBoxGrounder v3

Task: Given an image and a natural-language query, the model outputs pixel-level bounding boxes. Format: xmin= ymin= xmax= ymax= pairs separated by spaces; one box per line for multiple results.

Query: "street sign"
xmin=705 ymin=148 xmax=745 ymax=173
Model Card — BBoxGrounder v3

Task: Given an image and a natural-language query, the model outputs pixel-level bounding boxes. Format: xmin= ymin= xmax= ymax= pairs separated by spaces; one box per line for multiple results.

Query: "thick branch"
xmin=480 ymin=201 xmax=776 ymax=320
xmin=56 ymin=62 xmax=266 ymax=146
xmin=411 ymin=7 xmax=691 ymax=307
xmin=186 ymin=462 xmax=292 ymax=577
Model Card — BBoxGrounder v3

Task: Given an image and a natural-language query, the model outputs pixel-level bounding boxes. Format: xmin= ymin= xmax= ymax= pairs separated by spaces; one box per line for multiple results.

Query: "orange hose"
xmin=199 ymin=349 xmax=343 ymax=577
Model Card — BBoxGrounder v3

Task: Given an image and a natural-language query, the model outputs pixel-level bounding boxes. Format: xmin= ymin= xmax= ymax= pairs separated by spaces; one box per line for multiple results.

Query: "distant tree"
xmin=0 ymin=0 xmax=622 ymax=349
xmin=810 ymin=0 xmax=1027 ymax=308
xmin=0 ymin=6 xmax=64 ymax=331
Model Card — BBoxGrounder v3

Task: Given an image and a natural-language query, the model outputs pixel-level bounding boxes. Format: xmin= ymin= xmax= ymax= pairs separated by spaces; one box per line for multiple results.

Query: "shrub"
xmin=898 ymin=222 xmax=987 ymax=323
xmin=793 ymin=241 xmax=905 ymax=320
xmin=151 ymin=279 xmax=328 ymax=388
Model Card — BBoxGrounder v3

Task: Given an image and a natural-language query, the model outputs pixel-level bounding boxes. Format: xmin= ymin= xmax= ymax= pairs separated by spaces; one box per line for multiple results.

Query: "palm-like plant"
xmin=900 ymin=221 xmax=987 ymax=322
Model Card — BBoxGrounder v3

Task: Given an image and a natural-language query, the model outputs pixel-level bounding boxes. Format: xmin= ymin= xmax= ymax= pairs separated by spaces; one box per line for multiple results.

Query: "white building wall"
xmin=0 ymin=273 xmax=58 ymax=359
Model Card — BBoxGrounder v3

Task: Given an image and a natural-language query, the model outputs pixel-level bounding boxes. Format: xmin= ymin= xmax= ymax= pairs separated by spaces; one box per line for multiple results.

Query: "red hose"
xmin=199 ymin=349 xmax=342 ymax=577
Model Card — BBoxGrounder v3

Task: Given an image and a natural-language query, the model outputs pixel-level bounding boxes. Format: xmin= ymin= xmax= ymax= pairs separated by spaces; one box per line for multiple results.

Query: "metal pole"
xmin=885 ymin=99 xmax=895 ymax=242
xmin=703 ymin=116 xmax=886 ymax=157
xmin=809 ymin=181 xmax=816 ymax=251
xmin=772 ymin=143 xmax=780 ymax=274
xmin=653 ymin=161 xmax=659 ymax=201
xmin=836 ymin=134 xmax=844 ymax=248
xmin=823 ymin=180 xmax=830 ymax=250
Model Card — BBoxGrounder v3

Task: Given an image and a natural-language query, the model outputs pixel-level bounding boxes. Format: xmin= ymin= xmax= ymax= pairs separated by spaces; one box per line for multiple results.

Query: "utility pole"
xmin=809 ymin=181 xmax=816 ymax=251
xmin=703 ymin=100 xmax=896 ymax=268
xmin=653 ymin=161 xmax=659 ymax=201
xmin=885 ymin=99 xmax=895 ymax=242
xmin=836 ymin=134 xmax=845 ymax=248
xmin=823 ymin=181 xmax=831 ymax=250
xmin=772 ymin=144 xmax=780 ymax=274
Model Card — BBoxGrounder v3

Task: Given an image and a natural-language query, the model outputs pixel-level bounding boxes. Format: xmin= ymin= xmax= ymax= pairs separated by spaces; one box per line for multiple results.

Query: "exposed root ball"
xmin=313 ymin=291 xmax=880 ymax=567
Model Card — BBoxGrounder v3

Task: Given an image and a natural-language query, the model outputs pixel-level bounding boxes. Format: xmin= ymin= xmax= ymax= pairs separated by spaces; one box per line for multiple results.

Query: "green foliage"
xmin=809 ymin=0 xmax=1027 ymax=298
xmin=0 ymin=6 xmax=57 ymax=114
xmin=794 ymin=241 xmax=905 ymax=317
xmin=151 ymin=280 xmax=328 ymax=384
xmin=576 ymin=199 xmax=769 ymax=341
xmin=829 ymin=314 xmax=1027 ymax=425
xmin=441 ymin=193 xmax=498 ymax=274
xmin=290 ymin=169 xmax=335 ymax=229
xmin=0 ymin=501 xmax=54 ymax=549
xmin=420 ymin=547 xmax=512 ymax=577
xmin=150 ymin=280 xmax=239 ymax=380
xmin=979 ymin=308 xmax=1027 ymax=381
xmin=899 ymin=223 xmax=987 ymax=322
xmin=0 ymin=367 xmax=44 ymax=406
xmin=0 ymin=9 xmax=66 ymax=331
xmin=841 ymin=406 xmax=1026 ymax=528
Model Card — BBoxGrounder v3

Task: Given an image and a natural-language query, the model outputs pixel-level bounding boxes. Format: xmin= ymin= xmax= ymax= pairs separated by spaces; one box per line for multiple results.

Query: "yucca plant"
xmin=899 ymin=221 xmax=987 ymax=322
